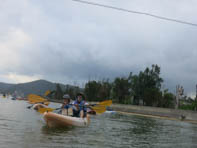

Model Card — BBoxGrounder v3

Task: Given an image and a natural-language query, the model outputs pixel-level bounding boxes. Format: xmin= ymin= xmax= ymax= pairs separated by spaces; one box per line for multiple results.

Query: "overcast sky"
xmin=0 ymin=0 xmax=197 ymax=96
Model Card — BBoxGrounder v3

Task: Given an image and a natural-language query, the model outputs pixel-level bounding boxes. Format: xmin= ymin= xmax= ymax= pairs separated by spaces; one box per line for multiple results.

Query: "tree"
xmin=130 ymin=64 xmax=163 ymax=106
xmin=159 ymin=90 xmax=175 ymax=108
xmin=55 ymin=84 xmax=63 ymax=100
xmin=64 ymin=85 xmax=77 ymax=100
xmin=144 ymin=88 xmax=162 ymax=106
xmin=112 ymin=77 xmax=130 ymax=104
xmin=129 ymin=74 xmax=140 ymax=105
xmin=84 ymin=80 xmax=102 ymax=101
xmin=98 ymin=79 xmax=112 ymax=101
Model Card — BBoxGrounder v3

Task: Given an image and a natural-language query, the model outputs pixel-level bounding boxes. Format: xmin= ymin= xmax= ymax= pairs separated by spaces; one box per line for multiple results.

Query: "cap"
xmin=76 ymin=92 xmax=85 ymax=100
xmin=76 ymin=92 xmax=84 ymax=96
xmin=63 ymin=94 xmax=70 ymax=99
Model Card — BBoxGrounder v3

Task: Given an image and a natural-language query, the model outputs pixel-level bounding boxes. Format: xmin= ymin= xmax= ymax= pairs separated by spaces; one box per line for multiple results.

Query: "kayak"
xmin=16 ymin=97 xmax=26 ymax=100
xmin=33 ymin=104 xmax=48 ymax=110
xmin=43 ymin=112 xmax=90 ymax=128
xmin=11 ymin=97 xmax=16 ymax=100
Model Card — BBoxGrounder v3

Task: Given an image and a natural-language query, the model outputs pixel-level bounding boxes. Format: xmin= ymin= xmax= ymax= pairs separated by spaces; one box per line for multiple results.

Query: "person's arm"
xmin=61 ymin=103 xmax=66 ymax=109
xmin=80 ymin=110 xmax=84 ymax=118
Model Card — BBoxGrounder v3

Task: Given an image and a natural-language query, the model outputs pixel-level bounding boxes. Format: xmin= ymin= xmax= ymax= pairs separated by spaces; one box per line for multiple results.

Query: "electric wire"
xmin=72 ymin=0 xmax=197 ymax=27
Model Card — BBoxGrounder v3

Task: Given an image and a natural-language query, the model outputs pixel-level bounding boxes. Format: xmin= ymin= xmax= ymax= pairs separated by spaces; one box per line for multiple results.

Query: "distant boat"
xmin=11 ymin=97 xmax=16 ymax=100
xmin=16 ymin=97 xmax=27 ymax=101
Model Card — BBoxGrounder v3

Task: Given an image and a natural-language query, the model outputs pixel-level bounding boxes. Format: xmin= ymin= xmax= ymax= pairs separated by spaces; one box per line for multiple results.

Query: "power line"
xmin=72 ymin=0 xmax=197 ymax=27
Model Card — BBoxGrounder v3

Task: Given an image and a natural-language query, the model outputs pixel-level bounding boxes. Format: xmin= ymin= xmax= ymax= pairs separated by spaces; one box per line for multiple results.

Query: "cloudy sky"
xmin=0 ymin=0 xmax=197 ymax=96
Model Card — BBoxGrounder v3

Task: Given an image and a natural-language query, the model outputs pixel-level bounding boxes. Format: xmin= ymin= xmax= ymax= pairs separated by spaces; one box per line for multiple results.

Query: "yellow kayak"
xmin=43 ymin=112 xmax=90 ymax=128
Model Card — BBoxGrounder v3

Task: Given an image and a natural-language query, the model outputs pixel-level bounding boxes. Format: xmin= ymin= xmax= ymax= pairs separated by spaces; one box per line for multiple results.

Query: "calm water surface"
xmin=0 ymin=97 xmax=197 ymax=148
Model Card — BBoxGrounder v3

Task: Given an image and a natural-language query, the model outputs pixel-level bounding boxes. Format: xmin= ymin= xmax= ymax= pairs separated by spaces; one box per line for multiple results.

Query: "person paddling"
xmin=72 ymin=92 xmax=88 ymax=118
xmin=60 ymin=94 xmax=72 ymax=116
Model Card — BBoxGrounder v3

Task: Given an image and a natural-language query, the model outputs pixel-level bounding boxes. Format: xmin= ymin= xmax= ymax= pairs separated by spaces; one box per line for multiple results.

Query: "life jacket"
xmin=73 ymin=100 xmax=86 ymax=111
xmin=72 ymin=100 xmax=87 ymax=117
xmin=63 ymin=104 xmax=71 ymax=109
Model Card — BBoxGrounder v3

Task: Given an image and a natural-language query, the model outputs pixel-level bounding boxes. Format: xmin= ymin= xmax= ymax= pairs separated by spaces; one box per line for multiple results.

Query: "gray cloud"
xmin=0 ymin=0 xmax=197 ymax=96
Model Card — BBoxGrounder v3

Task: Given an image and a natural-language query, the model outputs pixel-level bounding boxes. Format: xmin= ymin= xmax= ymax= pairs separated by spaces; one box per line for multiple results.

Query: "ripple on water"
xmin=1 ymin=99 xmax=197 ymax=148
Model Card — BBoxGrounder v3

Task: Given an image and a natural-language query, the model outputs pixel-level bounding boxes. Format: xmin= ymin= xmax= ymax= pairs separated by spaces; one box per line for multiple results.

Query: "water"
xmin=0 ymin=97 xmax=197 ymax=148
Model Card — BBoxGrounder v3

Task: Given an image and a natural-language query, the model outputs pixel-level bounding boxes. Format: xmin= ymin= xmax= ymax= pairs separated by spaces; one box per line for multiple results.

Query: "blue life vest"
xmin=63 ymin=104 xmax=71 ymax=109
xmin=72 ymin=100 xmax=87 ymax=117
xmin=73 ymin=100 xmax=86 ymax=111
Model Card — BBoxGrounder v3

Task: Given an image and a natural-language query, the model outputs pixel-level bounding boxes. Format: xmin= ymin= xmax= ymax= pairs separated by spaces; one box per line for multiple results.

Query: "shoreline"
xmin=117 ymin=111 xmax=197 ymax=124
xmin=111 ymin=104 xmax=197 ymax=124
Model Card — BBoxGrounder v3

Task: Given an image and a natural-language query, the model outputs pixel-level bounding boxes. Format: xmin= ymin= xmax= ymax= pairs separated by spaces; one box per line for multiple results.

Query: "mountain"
xmin=0 ymin=82 xmax=14 ymax=92
xmin=0 ymin=79 xmax=69 ymax=96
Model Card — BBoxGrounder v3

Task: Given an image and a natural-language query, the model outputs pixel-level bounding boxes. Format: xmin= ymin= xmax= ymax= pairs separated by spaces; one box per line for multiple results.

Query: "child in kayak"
xmin=72 ymin=92 xmax=88 ymax=118
xmin=60 ymin=94 xmax=72 ymax=116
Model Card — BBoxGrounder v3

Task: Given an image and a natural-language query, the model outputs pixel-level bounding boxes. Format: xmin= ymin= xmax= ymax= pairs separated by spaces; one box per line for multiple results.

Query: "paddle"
xmin=38 ymin=105 xmax=106 ymax=114
xmin=28 ymin=94 xmax=46 ymax=102
xmin=89 ymin=105 xmax=106 ymax=114
xmin=44 ymin=90 xmax=51 ymax=96
xmin=85 ymin=100 xmax=112 ymax=114
xmin=27 ymin=102 xmax=49 ymax=109
xmin=90 ymin=100 xmax=112 ymax=107
xmin=38 ymin=107 xmax=61 ymax=114
xmin=99 ymin=100 xmax=112 ymax=106
xmin=27 ymin=94 xmax=50 ymax=109
xmin=37 ymin=100 xmax=112 ymax=114
xmin=27 ymin=102 xmax=43 ymax=109
xmin=27 ymin=94 xmax=49 ymax=104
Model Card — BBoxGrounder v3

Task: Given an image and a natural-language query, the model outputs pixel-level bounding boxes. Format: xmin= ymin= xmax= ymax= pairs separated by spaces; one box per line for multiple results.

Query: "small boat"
xmin=11 ymin=97 xmax=16 ymax=100
xmin=43 ymin=112 xmax=90 ymax=128
xmin=16 ymin=97 xmax=27 ymax=101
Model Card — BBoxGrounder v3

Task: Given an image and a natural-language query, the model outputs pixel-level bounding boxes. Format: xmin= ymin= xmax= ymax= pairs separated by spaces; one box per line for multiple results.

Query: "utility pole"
xmin=175 ymin=85 xmax=184 ymax=109
xmin=196 ymin=84 xmax=197 ymax=101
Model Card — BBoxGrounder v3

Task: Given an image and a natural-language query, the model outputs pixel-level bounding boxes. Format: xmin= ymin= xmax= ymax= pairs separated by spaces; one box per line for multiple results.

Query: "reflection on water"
xmin=41 ymin=125 xmax=76 ymax=137
xmin=0 ymin=98 xmax=197 ymax=148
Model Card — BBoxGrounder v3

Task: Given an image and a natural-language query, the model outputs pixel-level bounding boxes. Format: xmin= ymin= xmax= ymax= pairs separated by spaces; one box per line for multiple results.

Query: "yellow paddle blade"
xmin=29 ymin=100 xmax=50 ymax=105
xmin=28 ymin=94 xmax=46 ymax=102
xmin=27 ymin=94 xmax=48 ymax=104
xmin=44 ymin=90 xmax=50 ymax=96
xmin=29 ymin=101 xmax=37 ymax=104
xmin=98 ymin=100 xmax=112 ymax=106
xmin=91 ymin=105 xmax=106 ymax=114
xmin=38 ymin=107 xmax=54 ymax=114
xmin=43 ymin=101 xmax=50 ymax=106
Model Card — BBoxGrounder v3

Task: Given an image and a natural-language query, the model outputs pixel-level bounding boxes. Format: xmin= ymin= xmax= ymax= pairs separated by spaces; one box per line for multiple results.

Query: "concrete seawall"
xmin=111 ymin=104 xmax=197 ymax=122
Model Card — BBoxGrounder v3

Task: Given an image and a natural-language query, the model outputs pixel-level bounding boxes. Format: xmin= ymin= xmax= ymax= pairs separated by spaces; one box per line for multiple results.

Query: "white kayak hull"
xmin=43 ymin=112 xmax=90 ymax=128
